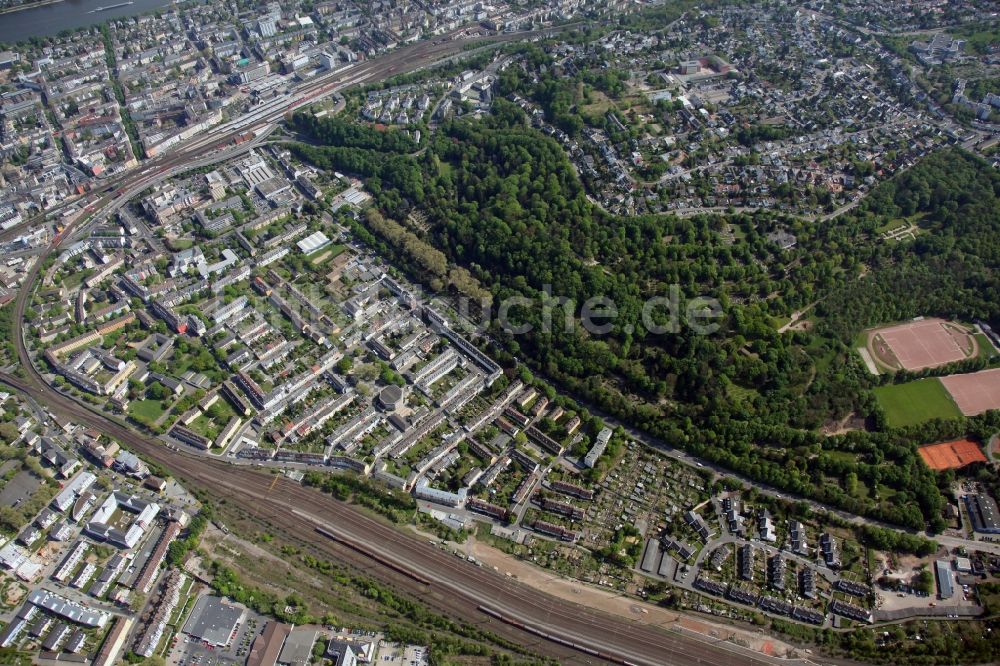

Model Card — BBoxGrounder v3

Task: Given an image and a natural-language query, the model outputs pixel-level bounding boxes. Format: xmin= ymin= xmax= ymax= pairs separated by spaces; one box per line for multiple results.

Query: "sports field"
xmin=873 ymin=379 xmax=962 ymax=428
xmin=918 ymin=439 xmax=987 ymax=470
xmin=865 ymin=318 xmax=976 ymax=372
xmin=940 ymin=367 xmax=1000 ymax=416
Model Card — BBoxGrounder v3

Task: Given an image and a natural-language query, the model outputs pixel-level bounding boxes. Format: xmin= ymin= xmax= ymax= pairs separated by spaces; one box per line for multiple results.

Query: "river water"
xmin=0 ymin=0 xmax=174 ymax=44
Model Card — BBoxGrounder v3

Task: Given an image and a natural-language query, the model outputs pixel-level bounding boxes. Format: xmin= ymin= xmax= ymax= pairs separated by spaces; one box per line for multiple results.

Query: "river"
xmin=0 ymin=0 xmax=175 ymax=44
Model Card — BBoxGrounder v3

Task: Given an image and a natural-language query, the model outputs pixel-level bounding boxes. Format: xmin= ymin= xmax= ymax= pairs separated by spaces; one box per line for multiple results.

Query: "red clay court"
xmin=872 ymin=318 xmax=973 ymax=371
xmin=918 ymin=439 xmax=987 ymax=470
xmin=940 ymin=367 xmax=1000 ymax=416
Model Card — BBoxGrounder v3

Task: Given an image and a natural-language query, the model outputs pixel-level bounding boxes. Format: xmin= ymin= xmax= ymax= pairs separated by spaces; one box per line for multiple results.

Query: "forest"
xmin=813 ymin=148 xmax=1000 ymax=340
xmin=288 ymin=88 xmax=1000 ymax=533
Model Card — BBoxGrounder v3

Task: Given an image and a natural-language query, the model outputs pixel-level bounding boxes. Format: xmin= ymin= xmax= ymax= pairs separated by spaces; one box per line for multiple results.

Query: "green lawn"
xmin=167 ymin=238 xmax=194 ymax=251
xmin=187 ymin=413 xmax=222 ymax=441
xmin=129 ymin=399 xmax=166 ymax=423
xmin=876 ymin=212 xmax=927 ymax=234
xmin=874 ymin=379 xmax=962 ymax=428
xmin=975 ymin=332 xmax=998 ymax=359
xmin=308 ymin=243 xmax=346 ymax=265
xmin=769 ymin=315 xmax=791 ymax=330
xmin=726 ymin=383 xmax=759 ymax=404
xmin=62 ymin=270 xmax=92 ymax=290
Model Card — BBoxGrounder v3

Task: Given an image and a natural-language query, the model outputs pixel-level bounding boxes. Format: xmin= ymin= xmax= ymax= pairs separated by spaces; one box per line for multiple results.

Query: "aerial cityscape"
xmin=0 ymin=0 xmax=998 ymax=664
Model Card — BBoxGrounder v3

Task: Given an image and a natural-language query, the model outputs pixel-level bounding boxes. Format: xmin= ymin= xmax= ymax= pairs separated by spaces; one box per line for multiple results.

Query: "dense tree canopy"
xmin=290 ymin=95 xmax=1000 ymax=532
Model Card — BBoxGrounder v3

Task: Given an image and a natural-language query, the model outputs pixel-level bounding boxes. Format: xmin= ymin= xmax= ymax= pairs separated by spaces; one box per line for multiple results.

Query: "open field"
xmin=129 ymin=398 xmax=166 ymax=423
xmin=974 ymin=332 xmax=998 ymax=359
xmin=940 ymin=367 xmax=1000 ymax=416
xmin=865 ymin=318 xmax=975 ymax=372
xmin=581 ymin=90 xmax=615 ymax=113
xmin=308 ymin=243 xmax=346 ymax=266
xmin=873 ymin=379 xmax=962 ymax=427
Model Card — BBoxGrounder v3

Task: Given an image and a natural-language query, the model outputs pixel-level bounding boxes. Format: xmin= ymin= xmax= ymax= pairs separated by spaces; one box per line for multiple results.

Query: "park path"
xmin=778 ymin=302 xmax=818 ymax=333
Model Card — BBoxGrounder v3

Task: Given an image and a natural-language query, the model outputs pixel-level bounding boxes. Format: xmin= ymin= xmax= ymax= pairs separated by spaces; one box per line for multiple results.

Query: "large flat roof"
xmin=278 ymin=628 xmax=317 ymax=665
xmin=182 ymin=596 xmax=245 ymax=646
xmin=297 ymin=230 xmax=330 ymax=253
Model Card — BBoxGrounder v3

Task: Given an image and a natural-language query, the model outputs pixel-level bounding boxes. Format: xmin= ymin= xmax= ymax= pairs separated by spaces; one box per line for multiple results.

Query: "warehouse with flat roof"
xmin=935 ymin=560 xmax=954 ymax=599
xmin=964 ymin=493 xmax=1000 ymax=534
xmin=278 ymin=628 xmax=317 ymax=665
xmin=182 ymin=596 xmax=245 ymax=647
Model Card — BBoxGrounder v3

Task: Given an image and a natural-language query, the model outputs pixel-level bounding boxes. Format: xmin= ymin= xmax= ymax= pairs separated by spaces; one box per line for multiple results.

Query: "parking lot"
xmin=167 ymin=611 xmax=262 ymax=666
xmin=0 ymin=466 xmax=42 ymax=509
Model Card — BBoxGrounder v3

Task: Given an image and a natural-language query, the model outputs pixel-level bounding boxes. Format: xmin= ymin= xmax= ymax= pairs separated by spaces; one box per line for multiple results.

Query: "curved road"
xmin=0 ymin=24 xmax=822 ymax=666
xmin=0 ymin=22 xmax=573 ymax=246
xmin=0 ymin=372 xmax=806 ymax=666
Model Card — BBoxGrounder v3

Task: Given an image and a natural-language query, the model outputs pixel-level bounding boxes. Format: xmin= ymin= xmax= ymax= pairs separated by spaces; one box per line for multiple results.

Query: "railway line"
xmin=21 ymin=27 xmax=567 ymax=249
xmin=478 ymin=606 xmax=639 ymax=666
xmin=313 ymin=524 xmax=433 ymax=585
xmin=0 ymin=24 xmax=547 ymax=245
xmin=0 ymin=371 xmax=802 ymax=666
xmin=271 ymin=484 xmax=789 ymax=666
xmin=0 ymin=20 xmax=818 ymax=666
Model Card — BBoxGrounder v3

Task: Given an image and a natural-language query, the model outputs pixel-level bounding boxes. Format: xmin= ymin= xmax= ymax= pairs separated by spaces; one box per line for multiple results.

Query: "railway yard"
xmin=2 ymin=0 xmax=1000 ymax=664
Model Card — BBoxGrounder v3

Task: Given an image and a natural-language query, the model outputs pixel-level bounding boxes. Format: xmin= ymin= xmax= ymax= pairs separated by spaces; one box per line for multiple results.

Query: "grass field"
xmin=975 ymin=332 xmax=999 ymax=359
xmin=580 ymin=90 xmax=615 ymax=115
xmin=166 ymin=238 xmax=194 ymax=251
xmin=308 ymin=243 xmax=346 ymax=266
xmin=874 ymin=379 xmax=962 ymax=428
xmin=853 ymin=330 xmax=869 ymax=349
xmin=770 ymin=315 xmax=791 ymax=330
xmin=187 ymin=414 xmax=219 ymax=441
xmin=129 ymin=399 xmax=166 ymax=423
xmin=876 ymin=212 xmax=927 ymax=234
xmin=726 ymin=382 xmax=759 ymax=405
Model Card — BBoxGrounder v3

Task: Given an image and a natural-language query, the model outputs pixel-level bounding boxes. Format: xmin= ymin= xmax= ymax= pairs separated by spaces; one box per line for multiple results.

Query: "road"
xmin=501 ymin=368 xmax=1000 ymax=557
xmin=0 ymin=22 xmax=824 ymax=666
xmin=5 ymin=14 xmax=989 ymax=660
xmin=0 ymin=371 xmax=810 ymax=666
xmin=0 ymin=23 xmax=567 ymax=246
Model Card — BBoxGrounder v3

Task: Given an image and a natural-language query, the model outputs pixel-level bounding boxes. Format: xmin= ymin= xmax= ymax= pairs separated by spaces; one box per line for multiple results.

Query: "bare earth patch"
xmin=465 ymin=535 xmax=802 ymax=660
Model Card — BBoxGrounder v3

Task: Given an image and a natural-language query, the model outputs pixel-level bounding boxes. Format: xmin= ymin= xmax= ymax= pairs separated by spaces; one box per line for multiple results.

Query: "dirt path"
xmin=465 ymin=536 xmax=803 ymax=660
xmin=821 ymin=412 xmax=864 ymax=436
xmin=778 ymin=302 xmax=817 ymax=333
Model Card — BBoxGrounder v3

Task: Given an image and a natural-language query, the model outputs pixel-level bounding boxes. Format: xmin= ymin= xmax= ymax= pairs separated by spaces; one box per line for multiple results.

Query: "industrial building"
xmin=964 ymin=493 xmax=1000 ymax=534
xmin=182 ymin=596 xmax=246 ymax=647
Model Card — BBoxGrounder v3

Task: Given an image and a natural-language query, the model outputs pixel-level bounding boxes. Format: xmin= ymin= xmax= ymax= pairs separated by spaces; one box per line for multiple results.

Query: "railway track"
xmin=0 ymin=19 xmax=809 ymax=666
xmin=0 ymin=371 xmax=791 ymax=666
xmin=0 ymin=24 xmax=569 ymax=245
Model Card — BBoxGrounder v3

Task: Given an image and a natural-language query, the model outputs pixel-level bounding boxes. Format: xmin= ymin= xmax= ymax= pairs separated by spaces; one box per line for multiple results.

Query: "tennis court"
xmin=918 ymin=439 xmax=987 ymax=470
